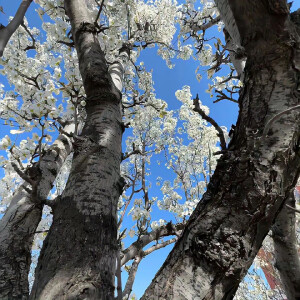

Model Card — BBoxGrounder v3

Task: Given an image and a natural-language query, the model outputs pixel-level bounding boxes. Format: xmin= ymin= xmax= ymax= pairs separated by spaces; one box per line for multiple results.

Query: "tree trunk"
xmin=272 ymin=192 xmax=300 ymax=299
xmin=29 ymin=0 xmax=124 ymax=299
xmin=142 ymin=1 xmax=300 ymax=299
xmin=0 ymin=124 xmax=74 ymax=300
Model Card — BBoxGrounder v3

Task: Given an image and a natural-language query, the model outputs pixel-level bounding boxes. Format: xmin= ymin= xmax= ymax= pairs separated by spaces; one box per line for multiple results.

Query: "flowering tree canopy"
xmin=0 ymin=0 xmax=299 ymax=299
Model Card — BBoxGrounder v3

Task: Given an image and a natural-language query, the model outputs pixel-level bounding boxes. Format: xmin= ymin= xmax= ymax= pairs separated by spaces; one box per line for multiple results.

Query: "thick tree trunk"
xmin=142 ymin=1 xmax=300 ymax=299
xmin=0 ymin=124 xmax=74 ymax=300
xmin=29 ymin=1 xmax=125 ymax=299
xmin=272 ymin=192 xmax=300 ymax=299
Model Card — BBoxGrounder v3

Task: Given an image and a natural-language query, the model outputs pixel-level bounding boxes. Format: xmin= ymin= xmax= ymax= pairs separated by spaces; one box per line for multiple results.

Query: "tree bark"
xmin=29 ymin=0 xmax=125 ymax=299
xmin=0 ymin=123 xmax=74 ymax=300
xmin=142 ymin=1 xmax=300 ymax=299
xmin=272 ymin=192 xmax=300 ymax=299
xmin=0 ymin=0 xmax=33 ymax=57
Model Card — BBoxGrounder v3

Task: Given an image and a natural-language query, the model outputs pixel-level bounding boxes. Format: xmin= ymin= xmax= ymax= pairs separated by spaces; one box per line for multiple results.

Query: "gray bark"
xmin=142 ymin=1 xmax=300 ymax=299
xmin=0 ymin=123 xmax=74 ymax=299
xmin=29 ymin=0 xmax=126 ymax=299
xmin=0 ymin=0 xmax=33 ymax=57
xmin=123 ymin=256 xmax=141 ymax=299
xmin=121 ymin=222 xmax=184 ymax=266
xmin=272 ymin=192 xmax=300 ymax=300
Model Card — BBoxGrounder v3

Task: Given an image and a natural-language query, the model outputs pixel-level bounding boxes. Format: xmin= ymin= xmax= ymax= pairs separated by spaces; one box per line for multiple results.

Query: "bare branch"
xmin=0 ymin=0 xmax=33 ymax=56
xmin=193 ymin=94 xmax=227 ymax=150
xmin=123 ymin=256 xmax=142 ymax=299
xmin=121 ymin=149 xmax=144 ymax=161
xmin=94 ymin=0 xmax=105 ymax=25
xmin=21 ymin=21 xmax=36 ymax=51
xmin=191 ymin=15 xmax=221 ymax=32
xmin=121 ymin=222 xmax=185 ymax=266
xmin=143 ymin=237 xmax=177 ymax=257
xmin=57 ymin=40 xmax=74 ymax=48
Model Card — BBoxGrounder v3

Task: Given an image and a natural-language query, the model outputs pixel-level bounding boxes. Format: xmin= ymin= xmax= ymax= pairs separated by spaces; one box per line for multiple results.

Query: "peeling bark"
xmin=272 ymin=192 xmax=300 ymax=299
xmin=0 ymin=124 xmax=74 ymax=300
xmin=29 ymin=0 xmax=126 ymax=299
xmin=142 ymin=1 xmax=300 ymax=299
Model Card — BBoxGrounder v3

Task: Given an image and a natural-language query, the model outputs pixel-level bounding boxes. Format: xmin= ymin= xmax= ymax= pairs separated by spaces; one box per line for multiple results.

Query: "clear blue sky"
xmin=0 ymin=1 xmax=299 ymax=298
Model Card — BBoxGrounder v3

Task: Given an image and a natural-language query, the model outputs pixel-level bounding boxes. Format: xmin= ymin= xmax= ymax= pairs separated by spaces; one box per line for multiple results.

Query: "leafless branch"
xmin=21 ymin=21 xmax=36 ymax=51
xmin=0 ymin=0 xmax=33 ymax=56
xmin=123 ymin=256 xmax=141 ymax=299
xmin=143 ymin=237 xmax=177 ymax=256
xmin=191 ymin=15 xmax=221 ymax=32
xmin=57 ymin=40 xmax=74 ymax=48
xmin=121 ymin=222 xmax=184 ymax=265
xmin=94 ymin=0 xmax=105 ymax=25
xmin=193 ymin=94 xmax=227 ymax=150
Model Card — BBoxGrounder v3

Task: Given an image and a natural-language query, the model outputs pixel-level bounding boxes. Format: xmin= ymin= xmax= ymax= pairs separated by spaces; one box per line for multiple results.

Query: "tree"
xmin=0 ymin=0 xmax=299 ymax=299
xmin=142 ymin=1 xmax=300 ymax=299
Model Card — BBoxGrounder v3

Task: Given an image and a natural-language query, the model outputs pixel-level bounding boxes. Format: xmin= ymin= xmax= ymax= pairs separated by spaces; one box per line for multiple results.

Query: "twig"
xmin=94 ymin=0 xmax=105 ymax=25
xmin=21 ymin=21 xmax=36 ymax=51
xmin=193 ymin=94 xmax=227 ymax=150
xmin=57 ymin=40 xmax=74 ymax=48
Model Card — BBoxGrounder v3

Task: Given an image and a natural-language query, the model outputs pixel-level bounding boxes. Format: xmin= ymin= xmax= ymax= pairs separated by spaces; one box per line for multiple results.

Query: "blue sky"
xmin=1 ymin=0 xmax=300 ymax=298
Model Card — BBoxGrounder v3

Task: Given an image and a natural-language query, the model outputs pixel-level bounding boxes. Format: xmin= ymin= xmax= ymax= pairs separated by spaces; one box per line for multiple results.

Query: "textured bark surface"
xmin=0 ymin=125 xmax=74 ymax=300
xmin=29 ymin=0 xmax=123 ymax=299
xmin=142 ymin=1 xmax=300 ymax=299
xmin=272 ymin=193 xmax=300 ymax=299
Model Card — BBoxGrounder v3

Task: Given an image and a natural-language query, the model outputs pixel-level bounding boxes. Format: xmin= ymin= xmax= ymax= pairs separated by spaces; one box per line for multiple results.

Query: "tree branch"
xmin=121 ymin=222 xmax=184 ymax=266
xmin=0 ymin=0 xmax=33 ymax=56
xmin=21 ymin=21 xmax=36 ymax=51
xmin=123 ymin=256 xmax=142 ymax=299
xmin=272 ymin=192 xmax=300 ymax=299
xmin=193 ymin=94 xmax=227 ymax=150
xmin=11 ymin=162 xmax=35 ymax=186
xmin=142 ymin=237 xmax=177 ymax=256
xmin=191 ymin=15 xmax=221 ymax=32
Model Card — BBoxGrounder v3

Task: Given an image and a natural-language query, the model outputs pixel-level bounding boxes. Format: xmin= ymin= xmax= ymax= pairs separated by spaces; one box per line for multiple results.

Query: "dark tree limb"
xmin=193 ymin=94 xmax=227 ymax=150
xmin=0 ymin=0 xmax=33 ymax=56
